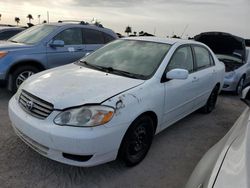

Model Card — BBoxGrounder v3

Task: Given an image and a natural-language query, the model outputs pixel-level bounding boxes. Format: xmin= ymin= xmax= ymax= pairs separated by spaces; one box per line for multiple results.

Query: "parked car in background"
xmin=194 ymin=32 xmax=250 ymax=95
xmin=0 ymin=26 xmax=25 ymax=40
xmin=185 ymin=86 xmax=250 ymax=188
xmin=9 ymin=37 xmax=224 ymax=167
xmin=0 ymin=21 xmax=117 ymax=91
xmin=245 ymin=39 xmax=250 ymax=47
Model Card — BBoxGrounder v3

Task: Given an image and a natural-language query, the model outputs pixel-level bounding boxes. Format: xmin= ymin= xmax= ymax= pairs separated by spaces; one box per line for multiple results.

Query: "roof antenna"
xmin=181 ymin=24 xmax=189 ymax=38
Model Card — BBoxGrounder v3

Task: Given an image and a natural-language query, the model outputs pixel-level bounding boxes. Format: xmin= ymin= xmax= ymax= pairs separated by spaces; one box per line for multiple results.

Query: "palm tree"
xmin=27 ymin=14 xmax=33 ymax=23
xmin=125 ymin=26 xmax=132 ymax=36
xmin=139 ymin=31 xmax=144 ymax=36
xmin=15 ymin=17 xmax=20 ymax=26
xmin=38 ymin=15 xmax=41 ymax=24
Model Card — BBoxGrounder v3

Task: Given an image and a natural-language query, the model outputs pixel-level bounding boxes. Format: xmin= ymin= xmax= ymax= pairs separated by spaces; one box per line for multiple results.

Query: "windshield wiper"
xmin=79 ymin=60 xmax=107 ymax=71
xmin=79 ymin=61 xmax=145 ymax=79
xmin=99 ymin=66 xmax=144 ymax=79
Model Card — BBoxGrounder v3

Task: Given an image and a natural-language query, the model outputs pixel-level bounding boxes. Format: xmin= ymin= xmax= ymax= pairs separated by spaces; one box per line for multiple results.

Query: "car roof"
xmin=0 ymin=26 xmax=25 ymax=31
xmin=123 ymin=37 xmax=202 ymax=45
xmin=45 ymin=22 xmax=116 ymax=35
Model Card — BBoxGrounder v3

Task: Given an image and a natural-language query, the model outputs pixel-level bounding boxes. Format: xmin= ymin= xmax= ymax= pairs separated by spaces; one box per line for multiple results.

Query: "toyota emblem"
xmin=26 ymin=100 xmax=34 ymax=111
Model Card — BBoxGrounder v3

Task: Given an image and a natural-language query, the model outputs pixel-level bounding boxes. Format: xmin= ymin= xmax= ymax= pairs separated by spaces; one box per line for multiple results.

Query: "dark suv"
xmin=0 ymin=26 xmax=25 ymax=40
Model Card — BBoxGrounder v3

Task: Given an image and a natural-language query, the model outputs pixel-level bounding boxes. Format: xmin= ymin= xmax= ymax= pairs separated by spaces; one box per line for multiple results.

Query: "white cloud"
xmin=0 ymin=0 xmax=249 ymax=38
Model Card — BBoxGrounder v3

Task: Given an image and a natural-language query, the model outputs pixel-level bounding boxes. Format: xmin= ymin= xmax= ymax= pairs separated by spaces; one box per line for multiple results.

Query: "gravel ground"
xmin=0 ymin=87 xmax=246 ymax=188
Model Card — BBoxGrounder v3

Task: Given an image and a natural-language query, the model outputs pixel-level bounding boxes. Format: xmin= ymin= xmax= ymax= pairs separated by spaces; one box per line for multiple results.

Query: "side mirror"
xmin=166 ymin=68 xmax=189 ymax=80
xmin=241 ymin=86 xmax=250 ymax=106
xmin=50 ymin=40 xmax=65 ymax=48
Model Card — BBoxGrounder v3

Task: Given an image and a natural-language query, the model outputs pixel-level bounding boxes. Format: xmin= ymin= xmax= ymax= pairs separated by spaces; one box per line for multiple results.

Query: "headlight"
xmin=0 ymin=51 xmax=8 ymax=58
xmin=54 ymin=105 xmax=114 ymax=127
xmin=225 ymin=71 xmax=235 ymax=79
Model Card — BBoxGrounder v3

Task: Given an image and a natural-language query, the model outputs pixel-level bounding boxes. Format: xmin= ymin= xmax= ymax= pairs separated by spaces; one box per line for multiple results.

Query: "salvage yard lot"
xmin=0 ymin=87 xmax=246 ymax=188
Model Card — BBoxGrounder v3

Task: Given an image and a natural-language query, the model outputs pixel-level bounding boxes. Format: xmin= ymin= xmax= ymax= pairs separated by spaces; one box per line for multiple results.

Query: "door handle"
xmin=192 ymin=77 xmax=199 ymax=82
xmin=75 ymin=48 xmax=84 ymax=51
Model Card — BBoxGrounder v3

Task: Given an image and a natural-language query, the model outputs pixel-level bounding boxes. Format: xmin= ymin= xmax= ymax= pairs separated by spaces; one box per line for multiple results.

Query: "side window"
xmin=0 ymin=30 xmax=20 ymax=40
xmin=167 ymin=46 xmax=194 ymax=73
xmin=193 ymin=46 xmax=212 ymax=70
xmin=84 ymin=29 xmax=104 ymax=44
xmin=54 ymin=28 xmax=83 ymax=45
xmin=0 ymin=30 xmax=21 ymax=40
xmin=0 ymin=31 xmax=9 ymax=40
xmin=103 ymin=33 xmax=115 ymax=44
xmin=209 ymin=54 xmax=215 ymax=65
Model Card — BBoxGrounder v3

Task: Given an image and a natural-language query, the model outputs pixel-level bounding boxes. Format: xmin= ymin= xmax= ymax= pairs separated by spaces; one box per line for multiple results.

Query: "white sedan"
xmin=185 ymin=86 xmax=250 ymax=188
xmin=8 ymin=37 xmax=225 ymax=167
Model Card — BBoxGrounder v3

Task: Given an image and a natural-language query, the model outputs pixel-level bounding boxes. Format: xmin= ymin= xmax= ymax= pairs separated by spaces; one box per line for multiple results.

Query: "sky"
xmin=0 ymin=0 xmax=249 ymax=38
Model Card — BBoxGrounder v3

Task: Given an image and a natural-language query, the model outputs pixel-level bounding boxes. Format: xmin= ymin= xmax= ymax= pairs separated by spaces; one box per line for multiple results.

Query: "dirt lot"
xmin=0 ymin=87 xmax=246 ymax=188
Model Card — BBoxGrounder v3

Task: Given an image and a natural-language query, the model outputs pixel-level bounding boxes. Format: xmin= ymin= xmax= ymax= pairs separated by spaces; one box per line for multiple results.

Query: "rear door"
xmin=83 ymin=29 xmax=106 ymax=54
xmin=47 ymin=28 xmax=86 ymax=68
xmin=192 ymin=45 xmax=216 ymax=108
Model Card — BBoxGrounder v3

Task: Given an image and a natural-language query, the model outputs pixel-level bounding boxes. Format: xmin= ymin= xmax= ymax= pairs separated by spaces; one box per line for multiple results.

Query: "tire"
xmin=201 ymin=86 xmax=219 ymax=114
xmin=118 ymin=115 xmax=155 ymax=167
xmin=235 ymin=77 xmax=245 ymax=95
xmin=11 ymin=66 xmax=39 ymax=92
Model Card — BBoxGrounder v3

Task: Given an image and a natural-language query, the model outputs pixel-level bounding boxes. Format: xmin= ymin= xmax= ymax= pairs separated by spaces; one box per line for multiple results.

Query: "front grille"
xmin=19 ymin=90 xmax=54 ymax=119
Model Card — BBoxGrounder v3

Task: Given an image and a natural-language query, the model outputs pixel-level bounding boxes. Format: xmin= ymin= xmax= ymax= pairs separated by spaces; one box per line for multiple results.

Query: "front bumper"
xmin=222 ymin=75 xmax=239 ymax=92
xmin=8 ymin=97 xmax=128 ymax=167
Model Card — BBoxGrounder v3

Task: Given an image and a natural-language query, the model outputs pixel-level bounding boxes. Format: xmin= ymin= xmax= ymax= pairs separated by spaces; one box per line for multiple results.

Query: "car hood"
xmin=213 ymin=108 xmax=250 ymax=188
xmin=194 ymin=32 xmax=246 ymax=65
xmin=21 ymin=64 xmax=145 ymax=109
xmin=0 ymin=40 xmax=31 ymax=50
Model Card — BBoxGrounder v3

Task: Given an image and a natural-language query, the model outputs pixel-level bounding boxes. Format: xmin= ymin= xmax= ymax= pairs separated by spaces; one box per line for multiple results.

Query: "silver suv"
xmin=0 ymin=21 xmax=117 ymax=91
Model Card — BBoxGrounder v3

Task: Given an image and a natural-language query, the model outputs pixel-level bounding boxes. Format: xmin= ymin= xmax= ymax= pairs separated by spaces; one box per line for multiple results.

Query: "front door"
xmin=47 ymin=28 xmax=86 ymax=68
xmin=162 ymin=45 xmax=197 ymax=128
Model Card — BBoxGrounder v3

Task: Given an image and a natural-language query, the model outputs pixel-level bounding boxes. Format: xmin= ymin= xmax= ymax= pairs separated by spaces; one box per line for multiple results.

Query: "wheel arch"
xmin=242 ymin=73 xmax=246 ymax=79
xmin=215 ymin=82 xmax=220 ymax=91
xmin=7 ymin=60 xmax=46 ymax=77
xmin=7 ymin=60 xmax=46 ymax=91
xmin=118 ymin=111 xmax=158 ymax=149
xmin=117 ymin=110 xmax=158 ymax=162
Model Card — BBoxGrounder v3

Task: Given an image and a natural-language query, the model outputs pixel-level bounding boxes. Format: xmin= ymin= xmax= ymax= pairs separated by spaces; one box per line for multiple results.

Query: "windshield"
xmin=79 ymin=39 xmax=171 ymax=79
xmin=216 ymin=54 xmax=242 ymax=64
xmin=8 ymin=24 xmax=58 ymax=44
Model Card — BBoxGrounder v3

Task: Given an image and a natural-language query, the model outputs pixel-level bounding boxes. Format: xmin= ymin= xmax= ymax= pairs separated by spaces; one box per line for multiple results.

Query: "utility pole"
xmin=47 ymin=11 xmax=49 ymax=23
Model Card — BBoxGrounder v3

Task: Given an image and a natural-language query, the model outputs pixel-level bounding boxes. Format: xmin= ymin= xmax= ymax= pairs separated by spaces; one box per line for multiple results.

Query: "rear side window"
xmin=167 ymin=46 xmax=194 ymax=73
xmin=103 ymin=33 xmax=115 ymax=43
xmin=0 ymin=30 xmax=22 ymax=40
xmin=54 ymin=28 xmax=83 ymax=45
xmin=193 ymin=46 xmax=212 ymax=70
xmin=84 ymin=29 xmax=104 ymax=44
